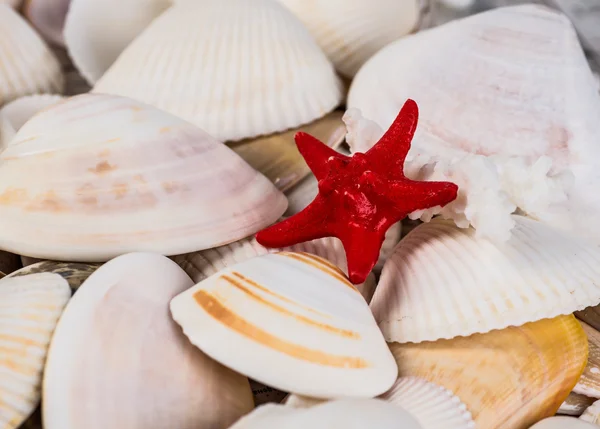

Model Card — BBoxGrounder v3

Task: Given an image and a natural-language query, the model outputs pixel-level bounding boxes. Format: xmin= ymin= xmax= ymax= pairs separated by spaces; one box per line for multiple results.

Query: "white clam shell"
xmin=371 ymin=215 xmax=600 ymax=343
xmin=64 ymin=0 xmax=171 ymax=84
xmin=0 ymin=94 xmax=64 ymax=150
xmin=228 ymin=398 xmax=423 ymax=429
xmin=275 ymin=0 xmax=423 ymax=78
xmin=0 ymin=5 xmax=64 ymax=106
xmin=530 ymin=416 xmax=598 ymax=429
xmin=0 ymin=93 xmax=287 ymax=261
xmin=0 ymin=273 xmax=70 ymax=429
xmin=43 ymin=252 xmax=254 ymax=429
xmin=170 ymin=252 xmax=398 ymax=398
xmin=581 ymin=399 xmax=600 ymax=424
xmin=93 ymin=0 xmax=343 ymax=142
xmin=348 ymin=4 xmax=600 ymax=242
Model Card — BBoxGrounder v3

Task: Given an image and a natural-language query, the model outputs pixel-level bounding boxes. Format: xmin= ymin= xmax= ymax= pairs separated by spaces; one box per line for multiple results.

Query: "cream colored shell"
xmin=64 ymin=0 xmax=171 ymax=84
xmin=93 ymin=0 xmax=343 ymax=142
xmin=348 ymin=5 xmax=600 ymax=242
xmin=43 ymin=252 xmax=254 ymax=429
xmin=0 ymin=5 xmax=63 ymax=107
xmin=0 ymin=273 xmax=70 ymax=429
xmin=581 ymin=399 xmax=600 ymax=424
xmin=530 ymin=416 xmax=598 ymax=429
xmin=391 ymin=315 xmax=588 ymax=429
xmin=275 ymin=0 xmax=423 ymax=77
xmin=170 ymin=252 xmax=398 ymax=398
xmin=371 ymin=215 xmax=600 ymax=343
xmin=0 ymin=93 xmax=287 ymax=261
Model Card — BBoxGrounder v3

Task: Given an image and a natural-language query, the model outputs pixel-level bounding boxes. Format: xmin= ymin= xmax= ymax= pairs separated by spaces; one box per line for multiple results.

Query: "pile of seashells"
xmin=1 ymin=0 xmax=600 ymax=428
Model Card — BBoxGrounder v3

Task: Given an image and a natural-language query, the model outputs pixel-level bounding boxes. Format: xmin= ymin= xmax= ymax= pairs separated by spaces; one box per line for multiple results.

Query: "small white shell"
xmin=0 ymin=5 xmax=64 ymax=106
xmin=170 ymin=252 xmax=397 ymax=398
xmin=371 ymin=215 xmax=600 ymax=343
xmin=93 ymin=0 xmax=343 ymax=142
xmin=64 ymin=0 xmax=171 ymax=84
xmin=0 ymin=94 xmax=64 ymax=149
xmin=530 ymin=416 xmax=598 ymax=428
xmin=0 ymin=273 xmax=70 ymax=429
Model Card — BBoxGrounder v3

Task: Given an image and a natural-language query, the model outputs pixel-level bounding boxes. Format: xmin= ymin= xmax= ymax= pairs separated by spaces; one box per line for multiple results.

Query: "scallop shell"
xmin=0 ymin=95 xmax=64 ymax=149
xmin=63 ymin=0 xmax=171 ymax=84
xmin=170 ymin=252 xmax=397 ymax=398
xmin=581 ymin=399 xmax=600 ymax=424
xmin=371 ymin=215 xmax=600 ymax=343
xmin=93 ymin=0 xmax=343 ymax=142
xmin=0 ymin=93 xmax=287 ymax=261
xmin=43 ymin=252 xmax=254 ymax=429
xmin=390 ymin=315 xmax=588 ymax=429
xmin=275 ymin=0 xmax=423 ymax=78
xmin=530 ymin=416 xmax=598 ymax=429
xmin=286 ymin=376 xmax=475 ymax=429
xmin=574 ymin=321 xmax=600 ymax=398
xmin=0 ymin=273 xmax=71 ymax=429
xmin=559 ymin=392 xmax=595 ymax=416
xmin=23 ymin=0 xmax=70 ymax=47
xmin=348 ymin=5 xmax=600 ymax=241
xmin=229 ymin=111 xmax=346 ymax=192
xmin=228 ymin=399 xmax=423 ymax=429
xmin=172 ymin=235 xmax=377 ymax=303
xmin=0 ymin=5 xmax=64 ymax=107
xmin=8 ymin=261 xmax=99 ymax=291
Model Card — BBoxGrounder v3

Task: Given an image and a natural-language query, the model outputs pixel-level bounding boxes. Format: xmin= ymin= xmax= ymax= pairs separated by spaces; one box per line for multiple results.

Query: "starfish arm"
xmin=295 ymin=132 xmax=349 ymax=181
xmin=255 ymin=195 xmax=334 ymax=248
xmin=364 ymin=99 xmax=419 ymax=178
xmin=384 ymin=180 xmax=459 ymax=216
xmin=338 ymin=226 xmax=387 ymax=285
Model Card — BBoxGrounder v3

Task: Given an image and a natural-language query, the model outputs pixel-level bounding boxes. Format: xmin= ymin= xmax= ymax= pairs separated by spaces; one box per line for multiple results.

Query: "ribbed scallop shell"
xmin=0 ymin=94 xmax=64 ymax=149
xmin=43 ymin=252 xmax=254 ymax=429
xmin=0 ymin=273 xmax=70 ymax=429
xmin=371 ymin=215 xmax=600 ymax=343
xmin=391 ymin=315 xmax=588 ymax=429
xmin=574 ymin=321 xmax=600 ymax=398
xmin=170 ymin=252 xmax=397 ymax=398
xmin=0 ymin=93 xmax=287 ymax=261
xmin=276 ymin=0 xmax=424 ymax=78
xmin=93 ymin=0 xmax=343 ymax=142
xmin=0 ymin=5 xmax=64 ymax=107
xmin=348 ymin=5 xmax=600 ymax=241
xmin=23 ymin=0 xmax=71 ymax=47
xmin=64 ymin=0 xmax=171 ymax=84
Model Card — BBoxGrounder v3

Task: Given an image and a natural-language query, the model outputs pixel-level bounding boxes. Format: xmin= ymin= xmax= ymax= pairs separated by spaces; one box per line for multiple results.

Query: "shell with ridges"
xmin=64 ymin=0 xmax=171 ymax=84
xmin=371 ymin=215 xmax=600 ymax=343
xmin=170 ymin=252 xmax=397 ymax=398
xmin=348 ymin=5 xmax=600 ymax=241
xmin=0 ymin=273 xmax=70 ymax=429
xmin=390 ymin=315 xmax=588 ymax=429
xmin=93 ymin=0 xmax=343 ymax=142
xmin=0 ymin=5 xmax=64 ymax=107
xmin=43 ymin=252 xmax=253 ymax=429
xmin=275 ymin=0 xmax=423 ymax=78
xmin=0 ymin=93 xmax=287 ymax=261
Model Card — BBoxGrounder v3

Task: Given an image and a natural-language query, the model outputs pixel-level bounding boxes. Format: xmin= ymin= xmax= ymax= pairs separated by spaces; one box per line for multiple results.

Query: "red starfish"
xmin=256 ymin=99 xmax=458 ymax=284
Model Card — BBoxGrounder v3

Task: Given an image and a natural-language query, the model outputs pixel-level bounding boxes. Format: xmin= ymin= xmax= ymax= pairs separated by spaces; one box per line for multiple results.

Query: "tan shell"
xmin=390 ymin=315 xmax=588 ymax=429
xmin=573 ymin=321 xmax=600 ymax=398
xmin=577 ymin=305 xmax=600 ymax=332
xmin=559 ymin=392 xmax=595 ymax=416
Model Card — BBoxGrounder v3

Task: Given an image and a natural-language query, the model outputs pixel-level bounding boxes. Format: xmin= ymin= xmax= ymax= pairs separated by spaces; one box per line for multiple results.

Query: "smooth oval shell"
xmin=348 ymin=5 xmax=600 ymax=241
xmin=8 ymin=261 xmax=99 ymax=291
xmin=530 ymin=416 xmax=598 ymax=429
xmin=372 ymin=215 xmax=600 ymax=343
xmin=276 ymin=0 xmax=423 ymax=77
xmin=43 ymin=252 xmax=254 ymax=429
xmin=170 ymin=252 xmax=397 ymax=398
xmin=23 ymin=0 xmax=70 ymax=46
xmin=0 ymin=93 xmax=287 ymax=261
xmin=93 ymin=0 xmax=343 ymax=142
xmin=0 ymin=5 xmax=64 ymax=106
xmin=390 ymin=315 xmax=588 ymax=429
xmin=0 ymin=273 xmax=70 ymax=429
xmin=64 ymin=0 xmax=171 ymax=84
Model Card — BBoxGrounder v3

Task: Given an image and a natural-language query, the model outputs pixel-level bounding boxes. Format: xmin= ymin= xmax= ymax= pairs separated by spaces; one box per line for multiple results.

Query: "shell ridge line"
xmin=192 ymin=289 xmax=370 ymax=368
xmin=276 ymin=251 xmax=357 ymax=291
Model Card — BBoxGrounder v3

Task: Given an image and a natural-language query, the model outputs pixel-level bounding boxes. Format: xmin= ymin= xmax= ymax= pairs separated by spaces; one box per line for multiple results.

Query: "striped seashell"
xmin=43 ymin=252 xmax=253 ymax=429
xmin=371 ymin=215 xmax=600 ymax=343
xmin=170 ymin=252 xmax=397 ymax=398
xmin=0 ymin=5 xmax=64 ymax=107
xmin=93 ymin=0 xmax=343 ymax=142
xmin=8 ymin=261 xmax=100 ymax=291
xmin=560 ymin=392 xmax=596 ymax=416
xmin=0 ymin=273 xmax=70 ymax=429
